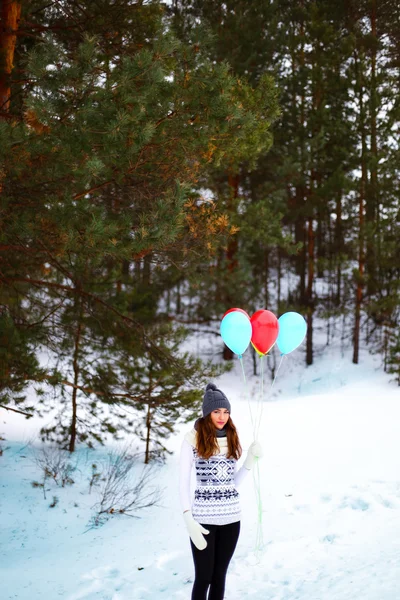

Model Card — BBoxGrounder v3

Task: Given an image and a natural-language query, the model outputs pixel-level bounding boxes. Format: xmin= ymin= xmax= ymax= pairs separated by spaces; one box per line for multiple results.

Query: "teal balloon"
xmin=277 ymin=312 xmax=307 ymax=355
xmin=220 ymin=311 xmax=252 ymax=356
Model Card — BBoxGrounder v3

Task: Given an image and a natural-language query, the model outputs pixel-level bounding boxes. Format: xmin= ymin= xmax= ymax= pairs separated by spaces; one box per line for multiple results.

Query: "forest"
xmin=1 ymin=0 xmax=399 ymax=458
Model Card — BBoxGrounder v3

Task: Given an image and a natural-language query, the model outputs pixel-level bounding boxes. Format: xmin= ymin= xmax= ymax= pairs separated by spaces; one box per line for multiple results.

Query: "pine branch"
xmin=175 ymin=327 xmax=220 ymax=337
xmin=1 ymin=275 xmax=183 ymax=372
xmin=26 ymin=300 xmax=66 ymax=329
xmin=0 ymin=244 xmax=37 ymax=253
xmin=0 ymin=404 xmax=33 ymax=418
xmin=34 ymin=371 xmax=188 ymax=407
xmin=42 ymin=377 xmax=170 ymax=405
xmin=73 ymin=179 xmax=115 ymax=201
xmin=58 ymin=379 xmax=145 ymax=401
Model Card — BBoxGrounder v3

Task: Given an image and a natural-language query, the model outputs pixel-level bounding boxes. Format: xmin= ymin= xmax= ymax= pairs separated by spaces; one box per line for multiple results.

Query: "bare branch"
xmin=0 ymin=404 xmax=34 ymax=418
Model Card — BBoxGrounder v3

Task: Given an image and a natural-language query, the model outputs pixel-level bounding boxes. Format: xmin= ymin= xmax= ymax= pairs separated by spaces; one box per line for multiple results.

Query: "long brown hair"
xmin=196 ymin=414 xmax=242 ymax=460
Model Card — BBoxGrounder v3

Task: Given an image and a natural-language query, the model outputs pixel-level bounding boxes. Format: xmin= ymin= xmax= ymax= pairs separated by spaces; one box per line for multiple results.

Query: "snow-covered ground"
xmin=1 ymin=339 xmax=400 ymax=600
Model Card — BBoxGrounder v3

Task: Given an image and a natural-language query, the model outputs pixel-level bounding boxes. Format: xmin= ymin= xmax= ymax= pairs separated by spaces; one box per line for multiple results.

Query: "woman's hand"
xmin=244 ymin=440 xmax=264 ymax=470
xmin=183 ymin=511 xmax=209 ymax=550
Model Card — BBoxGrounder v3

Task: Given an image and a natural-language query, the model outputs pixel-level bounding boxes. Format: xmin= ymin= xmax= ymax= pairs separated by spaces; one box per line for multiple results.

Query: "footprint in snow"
xmin=339 ymin=496 xmax=369 ymax=511
xmin=65 ymin=566 xmax=121 ymax=600
xmin=320 ymin=494 xmax=332 ymax=503
xmin=376 ymin=496 xmax=395 ymax=509
xmin=321 ymin=533 xmax=338 ymax=544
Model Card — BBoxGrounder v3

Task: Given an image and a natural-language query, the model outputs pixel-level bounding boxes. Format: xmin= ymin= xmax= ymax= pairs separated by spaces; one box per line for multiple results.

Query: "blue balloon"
xmin=277 ymin=312 xmax=307 ymax=355
xmin=220 ymin=311 xmax=252 ymax=356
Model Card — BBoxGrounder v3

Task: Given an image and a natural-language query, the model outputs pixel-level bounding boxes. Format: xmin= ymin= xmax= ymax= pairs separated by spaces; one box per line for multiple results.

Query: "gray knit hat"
xmin=202 ymin=383 xmax=231 ymax=417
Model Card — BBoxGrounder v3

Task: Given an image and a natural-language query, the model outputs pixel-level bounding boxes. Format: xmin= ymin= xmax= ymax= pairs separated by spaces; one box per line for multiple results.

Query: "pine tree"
xmin=171 ymin=0 xmax=400 ymax=371
xmin=117 ymin=322 xmax=224 ymax=463
xmin=0 ymin=1 xmax=279 ymax=447
xmin=170 ymin=0 xmax=284 ymax=343
xmin=387 ymin=326 xmax=400 ymax=386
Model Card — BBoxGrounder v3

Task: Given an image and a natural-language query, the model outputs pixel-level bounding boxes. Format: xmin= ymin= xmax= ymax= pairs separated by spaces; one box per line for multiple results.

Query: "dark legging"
xmin=190 ymin=521 xmax=240 ymax=600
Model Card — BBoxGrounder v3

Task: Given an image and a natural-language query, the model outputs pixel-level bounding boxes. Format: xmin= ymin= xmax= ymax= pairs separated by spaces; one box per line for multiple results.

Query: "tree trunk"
xmin=264 ymin=249 xmax=269 ymax=308
xmin=116 ymin=259 xmax=129 ymax=294
xmin=222 ymin=172 xmax=239 ymax=361
xmin=223 ymin=344 xmax=233 ymax=361
xmin=366 ymin=0 xmax=378 ymax=296
xmin=176 ymin=279 xmax=181 ymax=315
xmin=69 ymin=295 xmax=84 ymax=453
xmin=144 ymin=403 xmax=151 ymax=464
xmin=226 ymin=173 xmax=239 ymax=273
xmin=277 ymin=247 xmax=281 ymax=313
xmin=353 ymin=51 xmax=366 ymax=365
xmin=298 ymin=10 xmax=307 ymax=306
xmin=306 ymin=216 xmax=314 ymax=365
xmin=252 ymin=345 xmax=257 ymax=376
xmin=306 ymin=33 xmax=322 ymax=367
xmin=335 ymin=191 xmax=342 ymax=306
xmin=316 ymin=206 xmax=324 ymax=278
xmin=142 ymin=253 xmax=151 ymax=285
xmin=288 ymin=21 xmax=306 ymax=303
xmin=0 ymin=0 xmax=21 ymax=114
xmin=144 ymin=364 xmax=153 ymax=464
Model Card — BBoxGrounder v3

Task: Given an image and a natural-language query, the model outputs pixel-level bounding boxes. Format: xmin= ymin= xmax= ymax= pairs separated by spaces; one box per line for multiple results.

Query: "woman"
xmin=179 ymin=382 xmax=263 ymax=600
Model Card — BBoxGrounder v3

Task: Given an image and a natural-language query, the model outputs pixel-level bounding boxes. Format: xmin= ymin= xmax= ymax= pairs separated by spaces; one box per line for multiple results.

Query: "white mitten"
xmin=183 ymin=511 xmax=209 ymax=550
xmin=244 ymin=440 xmax=264 ymax=470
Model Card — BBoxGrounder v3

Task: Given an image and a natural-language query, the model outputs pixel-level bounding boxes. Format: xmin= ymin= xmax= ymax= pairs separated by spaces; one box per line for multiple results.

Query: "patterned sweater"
xmin=179 ymin=428 xmax=250 ymax=526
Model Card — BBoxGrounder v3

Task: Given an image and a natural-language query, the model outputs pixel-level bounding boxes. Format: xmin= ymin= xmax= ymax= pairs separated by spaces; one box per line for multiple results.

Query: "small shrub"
xmin=31 ymin=481 xmax=44 ymax=488
xmin=31 ymin=445 xmax=77 ymax=496
xmin=49 ymin=496 xmax=59 ymax=508
xmin=91 ymin=445 xmax=162 ymax=527
xmin=0 ymin=436 xmax=9 ymax=456
xmin=88 ymin=463 xmax=101 ymax=494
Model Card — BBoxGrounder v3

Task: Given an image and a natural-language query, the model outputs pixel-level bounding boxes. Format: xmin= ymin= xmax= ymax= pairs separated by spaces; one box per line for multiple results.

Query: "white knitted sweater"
xmin=179 ymin=428 xmax=250 ymax=526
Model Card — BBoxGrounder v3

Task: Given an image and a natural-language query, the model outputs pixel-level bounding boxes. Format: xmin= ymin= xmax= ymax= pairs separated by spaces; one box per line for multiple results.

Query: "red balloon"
xmin=222 ymin=307 xmax=250 ymax=320
xmin=250 ymin=310 xmax=279 ymax=355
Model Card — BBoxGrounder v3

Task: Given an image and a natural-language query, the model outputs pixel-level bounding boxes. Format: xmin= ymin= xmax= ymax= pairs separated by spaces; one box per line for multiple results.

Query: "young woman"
xmin=179 ymin=382 xmax=263 ymax=600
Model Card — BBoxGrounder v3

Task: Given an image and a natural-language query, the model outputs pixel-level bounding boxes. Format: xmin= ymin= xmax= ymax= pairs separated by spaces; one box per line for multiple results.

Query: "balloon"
xmin=220 ymin=310 xmax=252 ymax=356
xmin=250 ymin=310 xmax=279 ymax=355
xmin=222 ymin=307 xmax=250 ymax=320
xmin=277 ymin=312 xmax=307 ymax=355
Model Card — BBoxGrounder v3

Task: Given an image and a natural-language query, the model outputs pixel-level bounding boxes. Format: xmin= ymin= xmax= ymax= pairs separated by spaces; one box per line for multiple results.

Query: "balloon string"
xmin=274 ymin=353 xmax=285 ymax=384
xmin=253 ymin=455 xmax=264 ymax=554
xmin=252 ymin=353 xmax=264 ymax=553
xmin=240 ymin=351 xmax=286 ymax=555
xmin=255 ymin=352 xmax=285 ymax=440
xmin=239 ymin=355 xmax=255 ymax=433
xmin=253 ymin=352 xmax=286 ymax=554
xmin=239 ymin=354 xmax=263 ymax=553
xmin=254 ymin=354 xmax=264 ymax=441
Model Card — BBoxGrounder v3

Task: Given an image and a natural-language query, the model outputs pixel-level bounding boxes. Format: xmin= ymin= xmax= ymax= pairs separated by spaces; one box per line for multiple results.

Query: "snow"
xmin=1 ymin=339 xmax=400 ymax=600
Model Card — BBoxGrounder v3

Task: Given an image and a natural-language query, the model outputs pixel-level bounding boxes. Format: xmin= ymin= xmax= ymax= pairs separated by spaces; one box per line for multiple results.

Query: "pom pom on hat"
xmin=205 ymin=383 xmax=217 ymax=391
